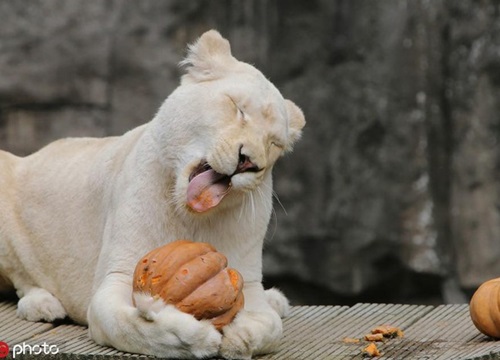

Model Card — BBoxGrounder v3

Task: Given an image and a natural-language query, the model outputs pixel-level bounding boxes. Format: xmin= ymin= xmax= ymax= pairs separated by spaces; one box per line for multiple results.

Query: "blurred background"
xmin=1 ymin=0 xmax=500 ymax=306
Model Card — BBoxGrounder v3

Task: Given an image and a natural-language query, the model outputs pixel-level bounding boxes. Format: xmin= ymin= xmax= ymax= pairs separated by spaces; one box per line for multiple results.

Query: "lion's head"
xmin=152 ymin=30 xmax=305 ymax=214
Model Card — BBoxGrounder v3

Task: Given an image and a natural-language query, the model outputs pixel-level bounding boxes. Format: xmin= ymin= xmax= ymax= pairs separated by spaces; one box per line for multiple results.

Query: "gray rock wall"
xmin=1 ymin=0 xmax=500 ymax=304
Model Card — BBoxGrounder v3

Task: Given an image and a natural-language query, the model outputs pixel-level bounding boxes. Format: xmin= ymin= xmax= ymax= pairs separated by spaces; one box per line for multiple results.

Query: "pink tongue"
xmin=187 ymin=169 xmax=231 ymax=212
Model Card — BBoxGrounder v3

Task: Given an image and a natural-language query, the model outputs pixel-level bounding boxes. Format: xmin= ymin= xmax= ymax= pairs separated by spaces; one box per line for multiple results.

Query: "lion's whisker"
xmin=261 ymin=181 xmax=288 ymax=216
xmin=255 ymin=185 xmax=278 ymax=240
xmin=249 ymin=191 xmax=256 ymax=226
xmin=238 ymin=192 xmax=246 ymax=222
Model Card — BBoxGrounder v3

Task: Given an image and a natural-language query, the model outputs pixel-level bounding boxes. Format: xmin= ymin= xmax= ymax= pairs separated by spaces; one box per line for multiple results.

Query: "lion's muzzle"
xmin=186 ymin=151 xmax=261 ymax=213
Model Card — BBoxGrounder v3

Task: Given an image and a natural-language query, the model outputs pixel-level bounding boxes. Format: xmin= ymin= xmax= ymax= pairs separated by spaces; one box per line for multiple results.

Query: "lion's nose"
xmin=235 ymin=148 xmax=260 ymax=174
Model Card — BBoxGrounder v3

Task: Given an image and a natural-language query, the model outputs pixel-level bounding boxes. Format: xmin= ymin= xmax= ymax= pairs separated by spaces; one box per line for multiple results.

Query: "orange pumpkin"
xmin=469 ymin=277 xmax=500 ymax=338
xmin=132 ymin=239 xmax=244 ymax=330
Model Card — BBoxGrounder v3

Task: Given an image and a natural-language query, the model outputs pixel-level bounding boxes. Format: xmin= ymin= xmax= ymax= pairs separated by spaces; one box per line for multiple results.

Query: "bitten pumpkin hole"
xmin=228 ymin=269 xmax=241 ymax=290
xmin=151 ymin=275 xmax=162 ymax=285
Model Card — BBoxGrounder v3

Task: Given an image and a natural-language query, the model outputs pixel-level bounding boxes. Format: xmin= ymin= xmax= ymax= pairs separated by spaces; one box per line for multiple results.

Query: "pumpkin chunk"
xmin=370 ymin=325 xmax=404 ymax=338
xmin=363 ymin=342 xmax=381 ymax=357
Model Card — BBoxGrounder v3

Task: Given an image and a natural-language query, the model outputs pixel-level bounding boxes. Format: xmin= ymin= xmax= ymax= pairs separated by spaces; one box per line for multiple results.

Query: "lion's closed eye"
xmin=271 ymin=142 xmax=284 ymax=150
xmin=237 ymin=107 xmax=246 ymax=122
xmin=227 ymin=95 xmax=246 ymax=122
xmin=269 ymin=141 xmax=284 ymax=160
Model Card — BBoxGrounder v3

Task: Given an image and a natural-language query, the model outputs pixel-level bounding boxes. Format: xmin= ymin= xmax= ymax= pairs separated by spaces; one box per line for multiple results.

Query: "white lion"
xmin=0 ymin=30 xmax=305 ymax=359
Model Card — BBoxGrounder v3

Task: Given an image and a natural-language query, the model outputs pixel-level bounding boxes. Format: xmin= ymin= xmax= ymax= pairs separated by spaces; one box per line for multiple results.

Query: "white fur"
xmin=16 ymin=287 xmax=67 ymax=322
xmin=0 ymin=30 xmax=305 ymax=359
xmin=264 ymin=288 xmax=290 ymax=318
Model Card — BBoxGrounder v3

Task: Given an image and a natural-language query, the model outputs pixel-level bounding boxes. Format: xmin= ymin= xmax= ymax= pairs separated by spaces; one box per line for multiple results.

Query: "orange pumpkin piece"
xmin=364 ymin=333 xmax=385 ymax=342
xmin=469 ymin=277 xmax=500 ymax=338
xmin=370 ymin=325 xmax=404 ymax=338
xmin=342 ymin=337 xmax=360 ymax=344
xmin=363 ymin=342 xmax=381 ymax=357
xmin=132 ymin=239 xmax=244 ymax=330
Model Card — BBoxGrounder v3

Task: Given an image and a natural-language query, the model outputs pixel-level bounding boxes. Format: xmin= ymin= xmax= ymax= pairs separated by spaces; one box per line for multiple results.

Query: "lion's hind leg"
xmin=16 ymin=286 xmax=67 ymax=322
xmin=265 ymin=288 xmax=290 ymax=318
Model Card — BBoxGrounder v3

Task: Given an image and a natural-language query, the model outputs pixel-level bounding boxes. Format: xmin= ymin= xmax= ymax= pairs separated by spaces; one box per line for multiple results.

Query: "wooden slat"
xmin=263 ymin=305 xmax=349 ymax=359
xmin=0 ymin=302 xmax=54 ymax=344
xmin=402 ymin=304 xmax=500 ymax=360
xmin=296 ymin=303 xmax=434 ymax=359
xmin=1 ymin=301 xmax=500 ymax=359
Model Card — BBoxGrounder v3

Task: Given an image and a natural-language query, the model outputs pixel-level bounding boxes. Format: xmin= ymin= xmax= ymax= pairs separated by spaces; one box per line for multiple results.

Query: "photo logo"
xmin=0 ymin=341 xmax=59 ymax=358
xmin=0 ymin=342 xmax=8 ymax=358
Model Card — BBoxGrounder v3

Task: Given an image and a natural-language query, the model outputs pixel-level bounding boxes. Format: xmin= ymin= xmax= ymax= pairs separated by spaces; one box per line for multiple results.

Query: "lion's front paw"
xmin=220 ymin=310 xmax=283 ymax=360
xmin=106 ymin=293 xmax=222 ymax=359
xmin=16 ymin=288 xmax=67 ymax=322
xmin=155 ymin=308 xmax=222 ymax=358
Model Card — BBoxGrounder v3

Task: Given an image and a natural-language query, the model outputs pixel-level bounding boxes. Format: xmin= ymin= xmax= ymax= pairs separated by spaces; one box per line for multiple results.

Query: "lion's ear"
xmin=180 ymin=30 xmax=236 ymax=84
xmin=285 ymin=100 xmax=306 ymax=152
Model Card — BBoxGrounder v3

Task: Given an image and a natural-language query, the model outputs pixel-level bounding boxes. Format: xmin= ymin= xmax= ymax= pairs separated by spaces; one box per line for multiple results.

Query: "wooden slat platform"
xmin=0 ymin=301 xmax=499 ymax=359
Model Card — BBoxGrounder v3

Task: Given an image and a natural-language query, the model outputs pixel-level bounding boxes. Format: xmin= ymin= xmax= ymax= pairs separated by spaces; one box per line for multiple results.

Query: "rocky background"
xmin=1 ymin=0 xmax=500 ymax=305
